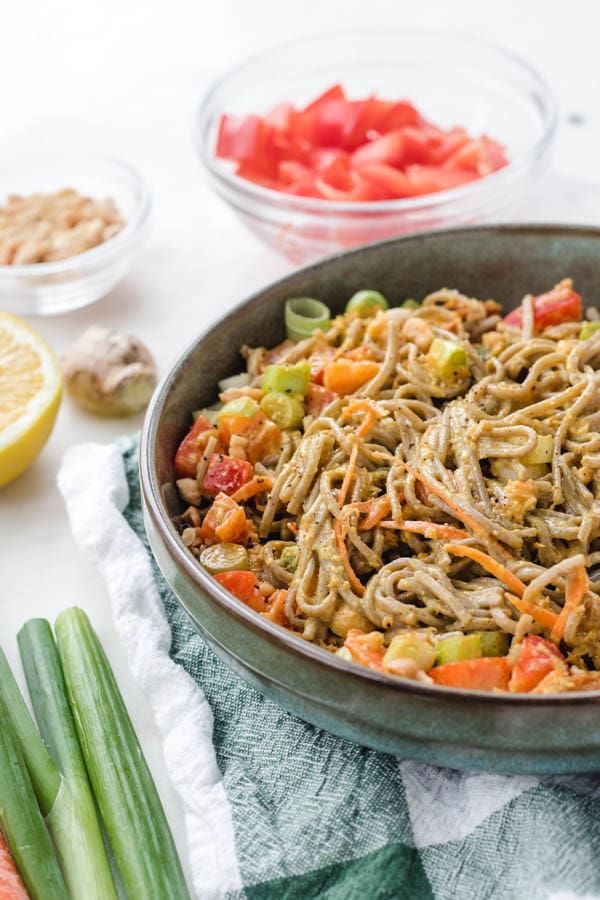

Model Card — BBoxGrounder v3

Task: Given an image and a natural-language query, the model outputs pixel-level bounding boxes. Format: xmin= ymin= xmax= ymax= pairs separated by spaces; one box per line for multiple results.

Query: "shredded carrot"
xmin=379 ymin=520 xmax=468 ymax=541
xmin=505 ymin=593 xmax=559 ymax=630
xmin=403 ymin=464 xmax=486 ymax=539
xmin=261 ymin=589 xmax=289 ymax=627
xmin=443 ymin=543 xmax=527 ymax=597
xmin=550 ymin=564 xmax=589 ymax=644
xmin=338 ymin=442 xmax=359 ymax=507
xmin=403 ymin=463 xmax=512 ymax=560
xmin=230 ymin=476 xmax=274 ymax=503
xmin=287 ymin=521 xmax=299 ymax=537
xmin=358 ymin=496 xmax=391 ymax=530
xmin=343 ymin=399 xmax=387 ymax=437
xmin=334 ymin=517 xmax=365 ymax=596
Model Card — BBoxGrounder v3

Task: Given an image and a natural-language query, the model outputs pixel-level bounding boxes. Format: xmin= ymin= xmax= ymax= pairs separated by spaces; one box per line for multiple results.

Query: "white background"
xmin=2 ymin=0 xmax=599 ymax=888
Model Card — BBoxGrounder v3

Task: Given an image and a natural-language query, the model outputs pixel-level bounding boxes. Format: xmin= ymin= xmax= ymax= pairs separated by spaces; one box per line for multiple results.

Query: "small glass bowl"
xmin=0 ymin=151 xmax=151 ymax=315
xmin=195 ymin=29 xmax=557 ymax=265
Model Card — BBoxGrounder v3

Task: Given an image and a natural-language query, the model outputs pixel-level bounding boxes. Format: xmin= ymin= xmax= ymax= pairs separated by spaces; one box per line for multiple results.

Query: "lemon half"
xmin=0 ymin=312 xmax=62 ymax=488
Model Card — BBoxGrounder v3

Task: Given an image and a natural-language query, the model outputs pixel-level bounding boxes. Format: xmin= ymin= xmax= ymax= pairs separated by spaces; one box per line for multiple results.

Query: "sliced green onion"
xmin=383 ymin=634 xmax=437 ymax=671
xmin=476 ymin=631 xmax=510 ymax=657
xmin=0 ymin=686 xmax=68 ymax=900
xmin=55 ymin=608 xmax=191 ymax=900
xmin=435 ymin=634 xmax=481 ymax=665
xmin=262 ymin=359 xmax=311 ymax=395
xmin=218 ymin=396 xmax=259 ymax=419
xmin=261 ymin=392 xmax=304 ymax=429
xmin=521 ymin=434 xmax=553 ymax=466
xmin=579 ymin=321 xmax=600 ymax=340
xmin=200 ymin=543 xmax=250 ymax=574
xmin=285 ymin=297 xmax=331 ymax=343
xmin=402 ymin=299 xmax=420 ymax=310
xmin=426 ymin=337 xmax=469 ymax=380
xmin=17 ymin=619 xmax=117 ymax=900
xmin=345 ymin=290 xmax=388 ymax=317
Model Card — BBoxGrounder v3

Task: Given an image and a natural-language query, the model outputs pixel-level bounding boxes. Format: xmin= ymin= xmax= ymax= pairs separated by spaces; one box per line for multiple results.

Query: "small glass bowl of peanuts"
xmin=0 ymin=151 xmax=151 ymax=315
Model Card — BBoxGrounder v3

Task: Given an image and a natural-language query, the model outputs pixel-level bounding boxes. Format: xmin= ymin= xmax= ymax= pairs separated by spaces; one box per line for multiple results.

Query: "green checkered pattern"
xmin=121 ymin=443 xmax=600 ymax=900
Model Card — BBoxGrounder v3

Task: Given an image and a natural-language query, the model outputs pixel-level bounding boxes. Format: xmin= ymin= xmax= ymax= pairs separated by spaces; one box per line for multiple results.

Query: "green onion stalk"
xmin=0 ymin=687 xmax=68 ymax=900
xmin=0 ymin=628 xmax=117 ymax=899
xmin=55 ymin=608 xmax=191 ymax=900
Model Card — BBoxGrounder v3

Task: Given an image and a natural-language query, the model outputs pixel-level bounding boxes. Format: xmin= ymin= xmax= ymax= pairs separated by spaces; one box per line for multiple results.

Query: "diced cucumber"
xmin=435 ymin=633 xmax=481 ymax=665
xmin=426 ymin=338 xmax=469 ymax=380
xmin=476 ymin=631 xmax=510 ymax=657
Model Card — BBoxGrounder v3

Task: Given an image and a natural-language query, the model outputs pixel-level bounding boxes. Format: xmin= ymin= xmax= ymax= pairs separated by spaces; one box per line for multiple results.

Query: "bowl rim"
xmin=0 ymin=149 xmax=152 ymax=278
xmin=140 ymin=222 xmax=600 ymax=706
xmin=194 ymin=26 xmax=558 ymax=216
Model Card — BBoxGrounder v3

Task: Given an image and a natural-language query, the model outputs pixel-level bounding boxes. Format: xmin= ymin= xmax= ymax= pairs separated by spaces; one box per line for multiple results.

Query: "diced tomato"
xmin=302 ymin=83 xmax=346 ymax=114
xmin=199 ymin=493 xmax=251 ymax=544
xmin=214 ymin=84 xmax=508 ymax=208
xmin=445 ymin=136 xmax=508 ymax=176
xmin=201 ymin=453 xmax=253 ymax=496
xmin=503 ymin=282 xmax=582 ymax=331
xmin=359 ymin=162 xmax=414 ymax=199
xmin=175 ymin=416 xmax=220 ymax=478
xmin=309 ymin=148 xmax=351 ymax=171
xmin=278 ymin=160 xmax=312 ymax=185
xmin=216 ymin=114 xmax=271 ymax=163
xmin=509 ymin=636 xmax=567 ymax=693
xmin=264 ymin=102 xmax=296 ymax=131
xmin=214 ymin=571 xmax=267 ymax=612
xmin=306 ymin=383 xmax=337 ymax=416
xmin=429 ymin=657 xmax=511 ymax=692
xmin=315 ymin=167 xmax=380 ymax=202
xmin=352 ymin=130 xmax=408 ymax=169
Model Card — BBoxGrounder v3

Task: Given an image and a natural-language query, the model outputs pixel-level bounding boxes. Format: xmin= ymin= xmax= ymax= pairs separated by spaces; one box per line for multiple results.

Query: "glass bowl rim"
xmin=194 ymin=26 xmax=558 ymax=216
xmin=0 ymin=149 xmax=152 ymax=279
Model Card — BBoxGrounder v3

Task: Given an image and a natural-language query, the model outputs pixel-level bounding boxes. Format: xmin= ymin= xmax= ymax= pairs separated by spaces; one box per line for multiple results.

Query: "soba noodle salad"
xmin=173 ymin=280 xmax=600 ymax=694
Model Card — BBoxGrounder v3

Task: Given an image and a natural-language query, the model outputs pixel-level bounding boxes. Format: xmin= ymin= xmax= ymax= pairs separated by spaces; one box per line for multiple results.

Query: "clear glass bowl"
xmin=195 ymin=29 xmax=557 ymax=265
xmin=0 ymin=151 xmax=151 ymax=315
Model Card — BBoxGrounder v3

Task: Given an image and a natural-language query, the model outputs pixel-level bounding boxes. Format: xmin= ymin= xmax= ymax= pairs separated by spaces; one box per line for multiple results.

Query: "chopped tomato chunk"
xmin=503 ymin=281 xmax=582 ymax=330
xmin=509 ymin=636 xmax=567 ymax=693
xmin=214 ymin=84 xmax=508 ymax=206
xmin=202 ymin=453 xmax=253 ymax=496
xmin=306 ymin=383 xmax=337 ymax=416
xmin=174 ymin=416 xmax=220 ymax=478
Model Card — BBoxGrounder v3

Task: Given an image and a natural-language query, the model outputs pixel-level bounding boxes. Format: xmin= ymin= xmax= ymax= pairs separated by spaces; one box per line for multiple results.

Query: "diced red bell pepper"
xmin=429 ymin=657 xmax=511 ymax=691
xmin=503 ymin=282 xmax=582 ymax=331
xmin=201 ymin=453 xmax=253 ymax=496
xmin=175 ymin=416 xmax=218 ymax=478
xmin=509 ymin=636 xmax=567 ymax=693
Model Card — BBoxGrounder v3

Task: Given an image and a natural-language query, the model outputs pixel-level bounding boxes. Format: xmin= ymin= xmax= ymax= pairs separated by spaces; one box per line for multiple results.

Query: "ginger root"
xmin=63 ymin=326 xmax=157 ymax=416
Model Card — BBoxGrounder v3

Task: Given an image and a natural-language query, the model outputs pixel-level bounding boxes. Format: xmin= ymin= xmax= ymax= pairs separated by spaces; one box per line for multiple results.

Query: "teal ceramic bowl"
xmin=140 ymin=224 xmax=600 ymax=775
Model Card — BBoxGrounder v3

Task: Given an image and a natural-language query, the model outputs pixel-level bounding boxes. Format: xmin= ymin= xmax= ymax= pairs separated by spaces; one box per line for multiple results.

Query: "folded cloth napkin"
xmin=58 ymin=438 xmax=600 ymax=900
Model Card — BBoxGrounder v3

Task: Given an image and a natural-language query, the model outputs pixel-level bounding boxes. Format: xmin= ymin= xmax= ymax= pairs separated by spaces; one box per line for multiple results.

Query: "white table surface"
xmin=2 ymin=0 xmax=600 ymax=889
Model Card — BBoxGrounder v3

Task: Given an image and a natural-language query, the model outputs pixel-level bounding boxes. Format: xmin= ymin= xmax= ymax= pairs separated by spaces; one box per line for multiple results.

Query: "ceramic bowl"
xmin=140 ymin=224 xmax=600 ymax=775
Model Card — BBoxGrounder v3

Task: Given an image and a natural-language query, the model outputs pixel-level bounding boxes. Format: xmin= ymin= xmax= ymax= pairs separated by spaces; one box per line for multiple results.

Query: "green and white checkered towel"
xmin=58 ymin=438 xmax=600 ymax=900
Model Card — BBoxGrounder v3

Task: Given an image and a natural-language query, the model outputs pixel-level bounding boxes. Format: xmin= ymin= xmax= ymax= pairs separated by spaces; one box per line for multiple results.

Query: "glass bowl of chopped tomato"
xmin=195 ymin=29 xmax=557 ymax=265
